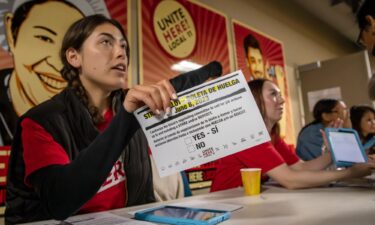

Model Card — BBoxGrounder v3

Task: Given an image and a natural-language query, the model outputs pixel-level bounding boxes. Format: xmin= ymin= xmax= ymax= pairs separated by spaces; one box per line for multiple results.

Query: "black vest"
xmin=5 ymin=88 xmax=154 ymax=224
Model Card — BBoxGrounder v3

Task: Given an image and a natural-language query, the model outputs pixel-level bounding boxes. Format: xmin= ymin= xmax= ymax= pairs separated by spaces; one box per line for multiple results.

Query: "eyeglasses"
xmin=330 ymin=109 xmax=347 ymax=114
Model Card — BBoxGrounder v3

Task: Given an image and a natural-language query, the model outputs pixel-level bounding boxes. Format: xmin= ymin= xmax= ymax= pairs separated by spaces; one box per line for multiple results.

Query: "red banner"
xmin=139 ymin=0 xmax=231 ymax=84
xmin=232 ymin=20 xmax=295 ymax=143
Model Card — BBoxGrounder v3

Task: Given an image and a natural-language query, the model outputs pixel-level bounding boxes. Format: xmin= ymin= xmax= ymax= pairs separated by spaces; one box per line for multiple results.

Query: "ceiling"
xmin=292 ymin=0 xmax=360 ymax=44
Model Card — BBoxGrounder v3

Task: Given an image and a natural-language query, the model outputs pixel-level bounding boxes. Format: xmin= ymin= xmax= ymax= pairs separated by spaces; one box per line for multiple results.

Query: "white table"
xmin=25 ymin=185 xmax=375 ymax=225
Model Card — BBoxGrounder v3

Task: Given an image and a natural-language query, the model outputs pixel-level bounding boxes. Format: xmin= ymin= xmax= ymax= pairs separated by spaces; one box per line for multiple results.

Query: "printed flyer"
xmin=134 ymin=70 xmax=269 ymax=177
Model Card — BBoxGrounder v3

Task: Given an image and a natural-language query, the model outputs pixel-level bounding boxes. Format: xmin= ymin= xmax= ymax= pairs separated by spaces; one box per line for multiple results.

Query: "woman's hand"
xmin=319 ymin=118 xmax=343 ymax=153
xmin=367 ymin=154 xmax=375 ymax=163
xmin=327 ymin=118 xmax=344 ymax=128
xmin=124 ymin=79 xmax=177 ymax=113
xmin=319 ymin=129 xmax=331 ymax=154
xmin=347 ymin=162 xmax=375 ymax=178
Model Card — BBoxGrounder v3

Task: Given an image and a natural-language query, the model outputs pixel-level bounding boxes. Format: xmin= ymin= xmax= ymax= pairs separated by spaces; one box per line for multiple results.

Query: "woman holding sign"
xmin=211 ymin=79 xmax=375 ymax=192
xmin=4 ymin=14 xmax=173 ymax=224
xmin=4 ymin=14 xmax=220 ymax=224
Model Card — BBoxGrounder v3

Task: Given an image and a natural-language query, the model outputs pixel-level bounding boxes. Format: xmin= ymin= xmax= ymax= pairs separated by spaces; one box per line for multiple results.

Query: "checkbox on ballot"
xmin=184 ymin=137 xmax=192 ymax=145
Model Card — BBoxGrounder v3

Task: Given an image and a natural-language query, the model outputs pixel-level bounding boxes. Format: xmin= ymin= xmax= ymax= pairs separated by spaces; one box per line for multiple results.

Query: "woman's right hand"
xmin=123 ymin=79 xmax=177 ymax=114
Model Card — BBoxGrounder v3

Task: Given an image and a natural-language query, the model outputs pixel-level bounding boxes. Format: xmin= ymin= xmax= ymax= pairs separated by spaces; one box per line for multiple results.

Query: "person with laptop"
xmin=350 ymin=105 xmax=375 ymax=154
xmin=211 ymin=79 xmax=375 ymax=192
xmin=296 ymin=99 xmax=349 ymax=161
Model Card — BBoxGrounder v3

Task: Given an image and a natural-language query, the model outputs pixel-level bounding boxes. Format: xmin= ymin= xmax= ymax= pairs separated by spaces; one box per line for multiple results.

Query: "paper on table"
xmin=28 ymin=212 xmax=155 ymax=225
xmin=134 ymin=70 xmax=270 ymax=177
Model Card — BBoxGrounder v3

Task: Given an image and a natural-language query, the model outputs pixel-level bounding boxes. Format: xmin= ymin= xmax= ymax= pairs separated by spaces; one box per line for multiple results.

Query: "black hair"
xmin=243 ymin=34 xmax=262 ymax=56
xmin=60 ymin=14 xmax=130 ymax=125
xmin=355 ymin=0 xmax=375 ymax=30
xmin=10 ymin=0 xmax=83 ymax=44
xmin=312 ymin=99 xmax=339 ymax=123
xmin=299 ymin=98 xmax=340 ymax=134
xmin=350 ymin=105 xmax=375 ymax=141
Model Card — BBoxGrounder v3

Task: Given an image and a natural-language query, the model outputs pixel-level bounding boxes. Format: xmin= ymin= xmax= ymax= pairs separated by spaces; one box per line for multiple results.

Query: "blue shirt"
xmin=296 ymin=123 xmax=324 ymax=161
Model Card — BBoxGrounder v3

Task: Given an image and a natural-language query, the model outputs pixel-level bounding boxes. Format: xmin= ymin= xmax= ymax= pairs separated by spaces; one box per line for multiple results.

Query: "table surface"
xmin=113 ymin=183 xmax=375 ymax=225
xmin=25 ymin=183 xmax=375 ymax=225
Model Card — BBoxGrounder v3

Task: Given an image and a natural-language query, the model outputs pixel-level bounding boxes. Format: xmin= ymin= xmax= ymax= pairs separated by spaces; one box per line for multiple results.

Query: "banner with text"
xmin=134 ymin=71 xmax=270 ymax=177
xmin=138 ymin=0 xmax=231 ymax=85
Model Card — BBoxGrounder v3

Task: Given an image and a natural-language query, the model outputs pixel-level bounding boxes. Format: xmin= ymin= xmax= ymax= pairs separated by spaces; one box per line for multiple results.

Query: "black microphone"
xmin=170 ymin=61 xmax=223 ymax=93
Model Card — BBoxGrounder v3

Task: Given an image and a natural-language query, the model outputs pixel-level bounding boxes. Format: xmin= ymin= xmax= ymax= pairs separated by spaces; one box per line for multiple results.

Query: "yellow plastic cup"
xmin=240 ymin=168 xmax=261 ymax=196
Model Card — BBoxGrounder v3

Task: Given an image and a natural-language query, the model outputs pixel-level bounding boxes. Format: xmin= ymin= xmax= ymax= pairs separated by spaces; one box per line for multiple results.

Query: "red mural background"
xmin=0 ymin=0 xmax=128 ymax=70
xmin=233 ymin=20 xmax=295 ymax=144
xmin=139 ymin=0 xmax=231 ymax=84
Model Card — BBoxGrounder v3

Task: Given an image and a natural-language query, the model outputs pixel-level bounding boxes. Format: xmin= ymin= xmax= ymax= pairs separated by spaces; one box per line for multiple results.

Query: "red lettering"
xmin=170 ymin=27 xmax=177 ymax=38
xmin=180 ymin=20 xmax=188 ymax=32
xmin=113 ymin=161 xmax=125 ymax=180
xmin=163 ymin=31 xmax=172 ymax=43
xmin=162 ymin=20 xmax=190 ymax=44
xmin=175 ymin=24 xmax=183 ymax=34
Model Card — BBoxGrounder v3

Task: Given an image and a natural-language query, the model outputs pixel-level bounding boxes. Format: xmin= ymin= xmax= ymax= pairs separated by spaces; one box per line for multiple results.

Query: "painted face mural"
xmin=0 ymin=0 xmax=112 ymax=145
xmin=5 ymin=1 xmax=84 ymax=115
xmin=246 ymin=46 xmax=265 ymax=80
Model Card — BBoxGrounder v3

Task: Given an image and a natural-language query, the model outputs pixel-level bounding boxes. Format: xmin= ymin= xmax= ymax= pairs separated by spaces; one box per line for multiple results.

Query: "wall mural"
xmin=138 ymin=0 xmax=231 ymax=84
xmin=0 ymin=0 xmax=128 ymax=146
xmin=232 ymin=19 xmax=295 ymax=144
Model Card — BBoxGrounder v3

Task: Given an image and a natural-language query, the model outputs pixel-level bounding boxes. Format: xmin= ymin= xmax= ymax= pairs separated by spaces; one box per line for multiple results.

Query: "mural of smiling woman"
xmin=0 ymin=0 xmax=110 ymax=145
xmin=5 ymin=1 xmax=84 ymax=113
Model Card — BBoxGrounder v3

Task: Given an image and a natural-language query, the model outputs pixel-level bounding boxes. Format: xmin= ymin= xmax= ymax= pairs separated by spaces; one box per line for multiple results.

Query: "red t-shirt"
xmin=22 ymin=109 xmax=126 ymax=213
xmin=210 ymin=138 xmax=299 ymax=192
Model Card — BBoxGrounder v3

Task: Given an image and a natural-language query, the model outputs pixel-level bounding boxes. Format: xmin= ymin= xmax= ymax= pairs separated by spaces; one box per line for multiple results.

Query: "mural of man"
xmin=243 ymin=33 xmax=290 ymax=141
xmin=243 ymin=34 xmax=268 ymax=80
xmin=0 ymin=0 xmax=109 ymax=145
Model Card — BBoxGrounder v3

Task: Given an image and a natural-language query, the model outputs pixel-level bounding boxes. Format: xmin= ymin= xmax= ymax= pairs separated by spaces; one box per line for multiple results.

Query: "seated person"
xmin=350 ymin=105 xmax=375 ymax=154
xmin=296 ymin=98 xmax=349 ymax=160
xmin=5 ymin=14 xmax=210 ymax=224
xmin=151 ymin=154 xmax=192 ymax=201
xmin=210 ymin=79 xmax=375 ymax=192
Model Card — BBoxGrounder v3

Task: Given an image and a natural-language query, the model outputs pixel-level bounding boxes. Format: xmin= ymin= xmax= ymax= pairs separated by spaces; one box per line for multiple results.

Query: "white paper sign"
xmin=134 ymin=70 xmax=270 ymax=177
xmin=27 ymin=212 xmax=155 ymax=225
xmin=307 ymin=87 xmax=342 ymax=112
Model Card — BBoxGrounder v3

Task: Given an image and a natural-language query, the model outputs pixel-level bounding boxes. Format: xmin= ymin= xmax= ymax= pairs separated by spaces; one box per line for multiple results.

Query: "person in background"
xmin=243 ymin=34 xmax=268 ymax=80
xmin=296 ymin=99 xmax=349 ymax=161
xmin=352 ymin=0 xmax=375 ymax=99
xmin=355 ymin=0 xmax=375 ymax=56
xmin=210 ymin=79 xmax=375 ymax=192
xmin=350 ymin=105 xmax=375 ymax=154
